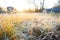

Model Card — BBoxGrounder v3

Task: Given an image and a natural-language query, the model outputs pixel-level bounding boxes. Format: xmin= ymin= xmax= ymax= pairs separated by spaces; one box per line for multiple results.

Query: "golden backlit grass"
xmin=0 ymin=13 xmax=60 ymax=40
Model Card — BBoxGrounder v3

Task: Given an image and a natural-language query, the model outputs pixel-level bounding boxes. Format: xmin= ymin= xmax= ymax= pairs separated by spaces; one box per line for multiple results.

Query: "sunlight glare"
xmin=0 ymin=0 xmax=58 ymax=10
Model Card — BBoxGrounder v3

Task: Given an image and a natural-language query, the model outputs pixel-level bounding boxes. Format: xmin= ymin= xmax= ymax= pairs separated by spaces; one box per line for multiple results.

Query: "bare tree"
xmin=40 ymin=0 xmax=45 ymax=12
xmin=26 ymin=0 xmax=45 ymax=12
xmin=58 ymin=0 xmax=60 ymax=4
xmin=54 ymin=0 xmax=60 ymax=7
xmin=57 ymin=0 xmax=60 ymax=7
xmin=26 ymin=0 xmax=39 ymax=12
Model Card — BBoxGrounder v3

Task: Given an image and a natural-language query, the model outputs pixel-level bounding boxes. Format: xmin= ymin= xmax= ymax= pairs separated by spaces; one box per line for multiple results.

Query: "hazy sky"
xmin=0 ymin=0 xmax=58 ymax=10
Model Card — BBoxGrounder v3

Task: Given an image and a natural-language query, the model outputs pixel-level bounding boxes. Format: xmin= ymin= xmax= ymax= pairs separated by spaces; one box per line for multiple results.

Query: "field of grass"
xmin=0 ymin=13 xmax=60 ymax=40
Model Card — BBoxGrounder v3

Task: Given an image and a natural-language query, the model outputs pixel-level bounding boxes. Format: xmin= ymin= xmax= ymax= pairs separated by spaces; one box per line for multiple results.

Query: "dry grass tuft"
xmin=0 ymin=13 xmax=60 ymax=40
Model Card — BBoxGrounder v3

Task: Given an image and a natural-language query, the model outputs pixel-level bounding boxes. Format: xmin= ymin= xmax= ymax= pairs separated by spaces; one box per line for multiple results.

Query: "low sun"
xmin=11 ymin=0 xmax=34 ymax=11
xmin=0 ymin=0 xmax=58 ymax=11
xmin=13 ymin=0 xmax=29 ymax=11
xmin=14 ymin=0 xmax=35 ymax=11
